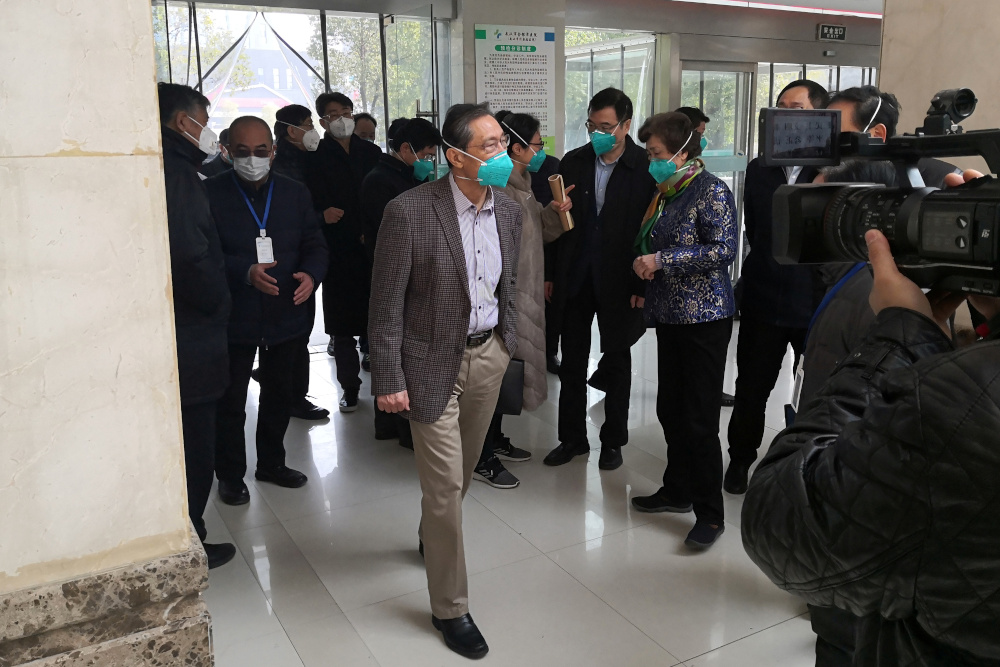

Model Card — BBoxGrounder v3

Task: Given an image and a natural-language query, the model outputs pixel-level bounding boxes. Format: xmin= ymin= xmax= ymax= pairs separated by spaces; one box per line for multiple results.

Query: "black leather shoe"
xmin=631 ymin=492 xmax=692 ymax=513
xmin=546 ymin=355 xmax=561 ymax=375
xmin=721 ymin=392 xmax=736 ymax=407
xmin=218 ymin=479 xmax=250 ymax=506
xmin=255 ymin=465 xmax=308 ymax=488
xmin=598 ymin=446 xmax=623 ymax=470
xmin=543 ymin=441 xmax=590 ymax=466
xmin=432 ymin=613 xmax=489 ymax=659
xmin=289 ymin=399 xmax=330 ymax=421
xmin=205 ymin=542 xmax=237 ymax=569
xmin=685 ymin=522 xmax=725 ymax=550
xmin=723 ymin=463 xmax=749 ymax=495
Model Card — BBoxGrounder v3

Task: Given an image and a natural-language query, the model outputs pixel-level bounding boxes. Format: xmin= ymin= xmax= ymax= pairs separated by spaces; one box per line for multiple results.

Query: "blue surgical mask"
xmin=413 ymin=157 xmax=435 ymax=182
xmin=443 ymin=140 xmax=514 ymax=188
xmin=648 ymin=131 xmax=693 ymax=184
xmin=589 ymin=126 xmax=619 ymax=156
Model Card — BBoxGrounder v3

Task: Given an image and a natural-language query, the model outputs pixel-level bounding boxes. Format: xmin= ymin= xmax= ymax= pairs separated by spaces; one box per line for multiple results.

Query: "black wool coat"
xmin=360 ymin=154 xmax=421 ymax=264
xmin=161 ymin=127 xmax=231 ymax=405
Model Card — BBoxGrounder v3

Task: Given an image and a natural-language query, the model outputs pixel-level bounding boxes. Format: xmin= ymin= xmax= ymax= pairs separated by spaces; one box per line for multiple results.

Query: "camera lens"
xmin=952 ymin=88 xmax=978 ymax=119
xmin=822 ymin=186 xmax=923 ymax=262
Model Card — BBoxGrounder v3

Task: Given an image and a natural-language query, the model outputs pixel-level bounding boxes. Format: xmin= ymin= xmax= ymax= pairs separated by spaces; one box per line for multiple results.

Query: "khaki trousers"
xmin=410 ymin=332 xmax=509 ymax=619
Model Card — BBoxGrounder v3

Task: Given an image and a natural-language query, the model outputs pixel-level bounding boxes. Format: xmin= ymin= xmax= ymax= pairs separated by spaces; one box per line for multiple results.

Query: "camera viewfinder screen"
xmin=768 ymin=110 xmax=837 ymax=161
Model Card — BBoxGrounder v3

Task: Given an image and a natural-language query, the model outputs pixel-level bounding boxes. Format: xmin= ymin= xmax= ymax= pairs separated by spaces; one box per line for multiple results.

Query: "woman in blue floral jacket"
xmin=628 ymin=111 xmax=738 ymax=551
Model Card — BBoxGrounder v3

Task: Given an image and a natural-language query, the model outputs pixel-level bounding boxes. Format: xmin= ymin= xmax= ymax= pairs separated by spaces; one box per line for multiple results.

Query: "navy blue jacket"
xmin=206 ymin=172 xmax=328 ymax=347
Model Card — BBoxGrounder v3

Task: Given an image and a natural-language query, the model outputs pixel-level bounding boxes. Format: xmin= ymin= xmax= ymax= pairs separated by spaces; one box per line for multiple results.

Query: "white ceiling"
xmin=669 ymin=0 xmax=884 ymax=17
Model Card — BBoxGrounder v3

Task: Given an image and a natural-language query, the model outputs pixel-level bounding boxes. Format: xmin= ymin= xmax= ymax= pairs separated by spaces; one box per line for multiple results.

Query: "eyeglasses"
xmin=584 ymin=120 xmax=621 ymax=134
xmin=322 ymin=111 xmax=353 ymax=121
xmin=467 ymin=135 xmax=510 ymax=154
xmin=230 ymin=147 xmax=273 ymax=158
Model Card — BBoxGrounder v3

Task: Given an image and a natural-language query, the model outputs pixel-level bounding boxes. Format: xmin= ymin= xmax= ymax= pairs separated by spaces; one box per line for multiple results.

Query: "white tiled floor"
xmin=203 ymin=322 xmax=816 ymax=666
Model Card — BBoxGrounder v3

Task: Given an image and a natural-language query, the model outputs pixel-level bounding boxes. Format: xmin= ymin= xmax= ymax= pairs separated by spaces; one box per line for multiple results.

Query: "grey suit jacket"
xmin=368 ymin=176 xmax=523 ymax=424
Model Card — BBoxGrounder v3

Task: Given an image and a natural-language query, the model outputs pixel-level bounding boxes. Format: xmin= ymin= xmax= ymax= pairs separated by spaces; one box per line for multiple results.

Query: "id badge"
xmin=790 ymin=364 xmax=805 ymax=413
xmin=256 ymin=235 xmax=274 ymax=264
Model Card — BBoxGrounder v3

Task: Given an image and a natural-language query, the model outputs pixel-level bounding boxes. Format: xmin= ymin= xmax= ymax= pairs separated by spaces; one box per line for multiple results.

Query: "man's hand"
xmin=324 ymin=207 xmax=345 ymax=224
xmin=544 ymin=281 xmax=554 ymax=303
xmin=292 ymin=272 xmax=314 ymax=305
xmin=867 ymin=230 xmax=965 ymax=337
xmin=633 ymin=254 xmax=659 ymax=280
xmin=548 ymin=184 xmax=575 ymax=214
xmin=377 ymin=391 xmax=410 ymax=413
xmin=249 ymin=261 xmax=279 ymax=296
xmin=630 ymin=295 xmax=645 ymax=309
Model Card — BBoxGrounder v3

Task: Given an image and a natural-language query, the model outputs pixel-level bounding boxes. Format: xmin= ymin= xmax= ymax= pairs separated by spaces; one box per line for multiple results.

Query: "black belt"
xmin=466 ymin=330 xmax=492 ymax=348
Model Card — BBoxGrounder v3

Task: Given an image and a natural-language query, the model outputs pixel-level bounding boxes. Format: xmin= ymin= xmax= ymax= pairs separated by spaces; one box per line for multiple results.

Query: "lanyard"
xmin=804 ymin=262 xmax=867 ymax=348
xmin=233 ymin=174 xmax=274 ymax=237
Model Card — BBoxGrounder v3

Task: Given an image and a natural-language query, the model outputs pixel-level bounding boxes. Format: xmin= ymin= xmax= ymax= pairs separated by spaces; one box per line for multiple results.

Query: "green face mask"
xmin=412 ymin=157 xmax=435 ymax=182
xmin=589 ymin=123 xmax=620 ymax=156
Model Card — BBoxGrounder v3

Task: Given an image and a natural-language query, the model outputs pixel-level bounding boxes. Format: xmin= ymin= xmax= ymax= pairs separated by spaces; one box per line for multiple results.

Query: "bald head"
xmin=228 ymin=116 xmax=273 ymax=151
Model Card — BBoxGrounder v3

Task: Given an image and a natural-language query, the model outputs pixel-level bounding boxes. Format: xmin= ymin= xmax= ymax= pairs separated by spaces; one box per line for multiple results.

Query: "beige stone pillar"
xmin=0 ymin=0 xmax=210 ymax=664
xmin=880 ymin=0 xmax=1000 ymax=172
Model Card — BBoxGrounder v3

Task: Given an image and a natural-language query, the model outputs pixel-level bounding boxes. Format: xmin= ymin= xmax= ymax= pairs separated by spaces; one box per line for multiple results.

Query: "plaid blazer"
xmin=368 ymin=176 xmax=522 ymax=424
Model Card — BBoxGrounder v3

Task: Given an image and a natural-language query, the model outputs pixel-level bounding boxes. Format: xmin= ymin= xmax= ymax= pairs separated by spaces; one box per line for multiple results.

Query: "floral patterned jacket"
xmin=643 ymin=171 xmax=737 ymax=325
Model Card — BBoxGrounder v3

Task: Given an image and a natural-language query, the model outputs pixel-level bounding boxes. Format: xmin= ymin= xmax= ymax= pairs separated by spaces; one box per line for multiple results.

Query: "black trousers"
xmin=478 ymin=411 xmax=504 ymax=467
xmin=727 ymin=314 xmax=807 ymax=468
xmin=558 ymin=280 xmax=632 ymax=449
xmin=545 ymin=298 xmax=560 ymax=358
xmin=292 ymin=337 xmax=311 ymax=404
xmin=655 ymin=318 xmax=732 ymax=525
xmin=810 ymin=605 xmax=858 ymax=667
xmin=216 ymin=337 xmax=304 ymax=482
xmin=182 ymin=401 xmax=216 ymax=542
xmin=333 ymin=335 xmax=362 ymax=393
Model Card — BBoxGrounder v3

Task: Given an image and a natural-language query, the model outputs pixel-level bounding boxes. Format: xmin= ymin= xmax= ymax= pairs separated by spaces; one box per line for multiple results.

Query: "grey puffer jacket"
xmin=743 ymin=308 xmax=1000 ymax=666
xmin=502 ymin=168 xmax=564 ymax=411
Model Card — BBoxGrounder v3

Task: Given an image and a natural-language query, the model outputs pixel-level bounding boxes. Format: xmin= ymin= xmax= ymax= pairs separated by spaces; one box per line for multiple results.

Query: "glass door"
xmin=680 ymin=61 xmax=755 ymax=281
xmin=381 ymin=5 xmax=439 ymax=169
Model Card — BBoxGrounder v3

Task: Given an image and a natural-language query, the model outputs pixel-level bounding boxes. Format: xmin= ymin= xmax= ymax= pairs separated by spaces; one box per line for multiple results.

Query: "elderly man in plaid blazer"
xmin=368 ymin=103 xmax=522 ymax=660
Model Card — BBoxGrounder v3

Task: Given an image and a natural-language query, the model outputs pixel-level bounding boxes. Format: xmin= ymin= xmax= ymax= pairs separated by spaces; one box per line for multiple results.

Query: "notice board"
xmin=475 ymin=24 xmax=557 ymax=154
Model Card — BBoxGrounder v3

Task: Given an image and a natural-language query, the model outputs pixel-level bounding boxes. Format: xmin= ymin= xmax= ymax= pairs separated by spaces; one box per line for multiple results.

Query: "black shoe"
xmin=493 ymin=434 xmax=531 ymax=462
xmin=598 ymin=446 xmax=623 ymax=470
xmin=543 ymin=441 xmax=590 ymax=466
xmin=546 ymin=355 xmax=561 ymax=375
xmin=685 ymin=522 xmax=725 ymax=550
xmin=631 ymin=491 xmax=693 ymax=513
xmin=474 ymin=456 xmax=521 ymax=489
xmin=361 ymin=353 xmax=371 ymax=372
xmin=339 ymin=390 xmax=359 ymax=413
xmin=250 ymin=367 xmax=262 ymax=383
xmin=432 ymin=613 xmax=489 ymax=660
xmin=255 ymin=465 xmax=308 ymax=488
xmin=723 ymin=463 xmax=749 ymax=495
xmin=587 ymin=367 xmax=610 ymax=392
xmin=289 ymin=398 xmax=330 ymax=421
xmin=217 ymin=479 xmax=250 ymax=506
xmin=204 ymin=542 xmax=237 ymax=569
xmin=721 ymin=392 xmax=736 ymax=407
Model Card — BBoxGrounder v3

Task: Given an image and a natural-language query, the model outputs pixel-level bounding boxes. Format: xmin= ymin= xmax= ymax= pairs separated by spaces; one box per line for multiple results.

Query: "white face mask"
xmin=277 ymin=121 xmax=321 ymax=152
xmin=233 ymin=155 xmax=271 ymax=182
xmin=327 ymin=116 xmax=355 ymax=139
xmin=183 ymin=116 xmax=219 ymax=157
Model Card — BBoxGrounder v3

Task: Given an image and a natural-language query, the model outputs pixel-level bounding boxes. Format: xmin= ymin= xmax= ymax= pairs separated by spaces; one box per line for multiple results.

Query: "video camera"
xmin=760 ymin=89 xmax=1000 ymax=295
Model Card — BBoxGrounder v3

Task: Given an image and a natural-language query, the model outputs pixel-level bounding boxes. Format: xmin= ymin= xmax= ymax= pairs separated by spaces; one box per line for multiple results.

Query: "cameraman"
xmin=827 ymin=86 xmax=960 ymax=188
xmin=742 ymin=170 xmax=1000 ymax=665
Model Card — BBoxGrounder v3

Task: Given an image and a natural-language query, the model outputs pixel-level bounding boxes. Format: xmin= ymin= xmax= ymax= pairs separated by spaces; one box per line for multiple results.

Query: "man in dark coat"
xmin=266 ymin=103 xmax=329 ymax=422
xmin=724 ymin=79 xmax=829 ymax=495
xmin=743 ymin=224 xmax=1000 ymax=667
xmin=532 ymin=153 xmax=563 ymax=374
xmin=157 ymin=82 xmax=235 ymax=569
xmin=207 ymin=116 xmax=328 ymax=507
xmin=305 ymin=92 xmax=382 ymax=413
xmin=544 ymin=88 xmax=654 ymax=471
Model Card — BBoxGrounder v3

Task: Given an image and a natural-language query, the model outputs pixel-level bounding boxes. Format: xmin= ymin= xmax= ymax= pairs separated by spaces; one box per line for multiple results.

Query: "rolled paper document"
xmin=548 ymin=174 xmax=575 ymax=231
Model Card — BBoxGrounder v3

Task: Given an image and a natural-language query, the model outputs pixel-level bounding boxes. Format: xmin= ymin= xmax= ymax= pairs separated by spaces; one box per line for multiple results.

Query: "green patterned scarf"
xmin=634 ymin=159 xmax=705 ymax=255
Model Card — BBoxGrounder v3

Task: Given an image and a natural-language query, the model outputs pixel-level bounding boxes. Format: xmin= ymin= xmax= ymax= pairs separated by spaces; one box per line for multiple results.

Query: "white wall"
xmin=0 ymin=0 xmax=190 ymax=593
xmin=880 ymin=0 xmax=1000 ymax=173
